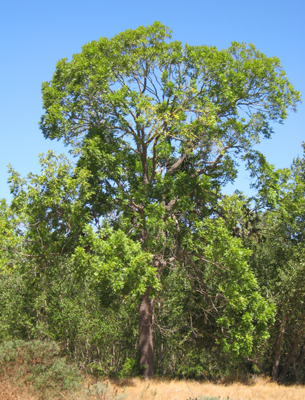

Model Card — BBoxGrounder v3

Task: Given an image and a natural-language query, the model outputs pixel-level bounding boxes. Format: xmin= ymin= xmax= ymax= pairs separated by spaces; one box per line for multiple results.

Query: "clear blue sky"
xmin=0 ymin=0 xmax=304 ymax=201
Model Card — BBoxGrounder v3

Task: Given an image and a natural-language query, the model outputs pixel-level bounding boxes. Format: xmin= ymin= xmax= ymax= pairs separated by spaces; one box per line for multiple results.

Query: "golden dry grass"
xmin=107 ymin=377 xmax=305 ymax=400
xmin=2 ymin=376 xmax=305 ymax=400
xmin=0 ymin=377 xmax=38 ymax=400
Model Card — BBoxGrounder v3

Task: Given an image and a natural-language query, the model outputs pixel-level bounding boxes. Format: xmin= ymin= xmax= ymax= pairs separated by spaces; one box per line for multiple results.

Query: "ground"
xmin=2 ymin=376 xmax=305 ymax=400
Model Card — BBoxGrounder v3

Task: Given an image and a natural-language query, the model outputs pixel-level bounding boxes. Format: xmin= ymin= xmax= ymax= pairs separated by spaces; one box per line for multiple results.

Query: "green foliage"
xmin=0 ymin=199 xmax=22 ymax=273
xmin=41 ymin=22 xmax=300 ymax=151
xmin=8 ymin=151 xmax=93 ymax=258
xmin=237 ymin=145 xmax=305 ymax=380
xmin=175 ymin=195 xmax=274 ymax=358
xmin=0 ymin=257 xmax=141 ymax=373
xmin=119 ymin=357 xmax=138 ymax=378
xmin=73 ymin=225 xmax=159 ymax=300
xmin=0 ymin=340 xmax=82 ymax=399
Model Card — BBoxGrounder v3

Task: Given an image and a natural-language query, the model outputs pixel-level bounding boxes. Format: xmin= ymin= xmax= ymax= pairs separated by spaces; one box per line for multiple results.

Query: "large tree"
xmin=40 ymin=22 xmax=300 ymax=377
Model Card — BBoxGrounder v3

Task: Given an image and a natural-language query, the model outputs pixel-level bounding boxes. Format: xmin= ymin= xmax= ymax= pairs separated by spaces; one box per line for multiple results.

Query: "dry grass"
xmin=0 ymin=377 xmax=38 ymax=400
xmin=2 ymin=376 xmax=305 ymax=400
xmin=107 ymin=377 xmax=305 ymax=400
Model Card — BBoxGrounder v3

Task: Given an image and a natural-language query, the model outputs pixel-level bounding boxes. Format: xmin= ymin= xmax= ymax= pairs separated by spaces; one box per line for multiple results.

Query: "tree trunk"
xmin=272 ymin=316 xmax=287 ymax=381
xmin=139 ymin=289 xmax=154 ymax=378
xmin=279 ymin=327 xmax=305 ymax=383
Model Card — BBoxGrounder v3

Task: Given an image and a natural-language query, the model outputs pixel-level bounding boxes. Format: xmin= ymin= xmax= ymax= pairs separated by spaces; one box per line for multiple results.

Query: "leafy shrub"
xmin=0 ymin=340 xmax=82 ymax=399
xmin=119 ymin=357 xmax=138 ymax=378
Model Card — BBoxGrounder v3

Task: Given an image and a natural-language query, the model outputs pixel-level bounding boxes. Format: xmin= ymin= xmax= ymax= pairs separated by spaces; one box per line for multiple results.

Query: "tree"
xmin=39 ymin=22 xmax=300 ymax=377
xmin=244 ymin=147 xmax=305 ymax=382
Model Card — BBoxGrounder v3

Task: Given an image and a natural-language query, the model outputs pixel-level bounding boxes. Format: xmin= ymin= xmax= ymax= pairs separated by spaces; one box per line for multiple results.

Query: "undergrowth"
xmin=0 ymin=340 xmax=82 ymax=399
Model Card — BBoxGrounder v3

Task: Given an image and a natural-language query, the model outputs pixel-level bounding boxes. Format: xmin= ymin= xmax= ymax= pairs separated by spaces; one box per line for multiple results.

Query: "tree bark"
xmin=139 ymin=289 xmax=154 ymax=378
xmin=272 ymin=316 xmax=287 ymax=381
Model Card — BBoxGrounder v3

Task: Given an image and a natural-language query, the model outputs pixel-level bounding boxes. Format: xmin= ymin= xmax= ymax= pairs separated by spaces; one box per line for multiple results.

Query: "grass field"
xmin=2 ymin=376 xmax=305 ymax=400
xmin=113 ymin=378 xmax=305 ymax=400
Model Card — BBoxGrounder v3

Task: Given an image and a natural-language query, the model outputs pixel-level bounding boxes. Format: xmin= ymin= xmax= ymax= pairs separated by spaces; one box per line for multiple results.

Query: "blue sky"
xmin=0 ymin=0 xmax=304 ymax=201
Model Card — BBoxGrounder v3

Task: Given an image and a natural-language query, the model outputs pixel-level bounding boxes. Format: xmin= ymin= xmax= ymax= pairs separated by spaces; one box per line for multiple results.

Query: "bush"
xmin=77 ymin=382 xmax=126 ymax=400
xmin=0 ymin=340 xmax=82 ymax=399
xmin=119 ymin=357 xmax=138 ymax=378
